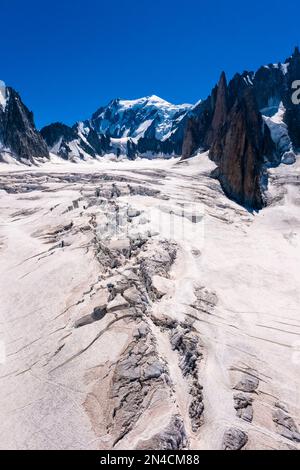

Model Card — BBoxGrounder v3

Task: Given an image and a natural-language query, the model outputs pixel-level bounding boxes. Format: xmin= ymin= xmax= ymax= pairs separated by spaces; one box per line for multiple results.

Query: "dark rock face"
xmin=205 ymin=72 xmax=228 ymax=147
xmin=181 ymin=48 xmax=300 ymax=209
xmin=210 ymin=83 xmax=275 ymax=209
xmin=181 ymin=94 xmax=216 ymax=159
xmin=126 ymin=139 xmax=137 ymax=160
xmin=41 ymin=122 xmax=111 ymax=160
xmin=0 ymin=87 xmax=49 ymax=163
xmin=251 ymin=66 xmax=284 ymax=116
xmin=85 ymin=127 xmax=111 ymax=156
xmin=233 ymin=393 xmax=253 ymax=422
xmin=41 ymin=122 xmax=77 ymax=148
xmin=136 ymin=134 xmax=181 ymax=156
xmin=282 ymin=47 xmax=300 ymax=149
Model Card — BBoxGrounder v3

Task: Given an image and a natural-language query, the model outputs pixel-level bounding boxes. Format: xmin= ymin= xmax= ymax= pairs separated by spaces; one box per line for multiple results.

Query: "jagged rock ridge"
xmin=0 ymin=83 xmax=48 ymax=163
xmin=182 ymin=48 xmax=300 ymax=209
xmin=40 ymin=122 xmax=110 ymax=161
xmin=209 ymin=76 xmax=275 ymax=209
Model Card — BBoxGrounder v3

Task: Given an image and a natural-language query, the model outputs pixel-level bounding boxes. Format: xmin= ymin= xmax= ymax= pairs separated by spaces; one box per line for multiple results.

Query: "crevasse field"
xmin=0 ymin=153 xmax=300 ymax=450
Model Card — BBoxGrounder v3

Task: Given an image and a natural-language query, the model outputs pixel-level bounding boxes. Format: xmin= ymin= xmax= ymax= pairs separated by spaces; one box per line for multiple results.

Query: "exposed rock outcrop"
xmin=205 ymin=71 xmax=228 ymax=148
xmin=182 ymin=71 xmax=277 ymax=210
xmin=233 ymin=368 xmax=260 ymax=393
xmin=181 ymin=48 xmax=300 ymax=210
xmin=233 ymin=393 xmax=253 ymax=423
xmin=41 ymin=121 xmax=111 ymax=160
xmin=273 ymin=404 xmax=300 ymax=443
xmin=181 ymin=93 xmax=216 ymax=159
xmin=108 ymin=323 xmax=171 ymax=446
xmin=282 ymin=47 xmax=300 ymax=150
xmin=209 ymin=84 xmax=275 ymax=210
xmin=135 ymin=415 xmax=187 ymax=450
xmin=0 ymin=85 xmax=49 ymax=163
xmin=222 ymin=427 xmax=248 ymax=450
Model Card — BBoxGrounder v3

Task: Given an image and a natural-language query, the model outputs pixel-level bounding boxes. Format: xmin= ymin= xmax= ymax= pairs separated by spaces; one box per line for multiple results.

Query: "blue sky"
xmin=1 ymin=0 xmax=299 ymax=128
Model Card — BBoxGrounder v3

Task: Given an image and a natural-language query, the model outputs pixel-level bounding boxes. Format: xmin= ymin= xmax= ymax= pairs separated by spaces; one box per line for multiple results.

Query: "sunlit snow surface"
xmin=0 ymin=153 xmax=300 ymax=450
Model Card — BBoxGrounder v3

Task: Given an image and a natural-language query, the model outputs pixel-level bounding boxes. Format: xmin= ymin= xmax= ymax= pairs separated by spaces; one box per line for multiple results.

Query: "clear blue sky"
xmin=1 ymin=0 xmax=299 ymax=128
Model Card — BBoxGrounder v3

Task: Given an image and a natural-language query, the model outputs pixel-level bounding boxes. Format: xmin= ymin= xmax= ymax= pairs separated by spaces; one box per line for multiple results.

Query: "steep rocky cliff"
xmin=282 ymin=47 xmax=300 ymax=149
xmin=181 ymin=48 xmax=300 ymax=209
xmin=41 ymin=122 xmax=111 ymax=160
xmin=209 ymin=85 xmax=275 ymax=209
xmin=181 ymin=97 xmax=215 ymax=159
xmin=0 ymin=85 xmax=48 ymax=163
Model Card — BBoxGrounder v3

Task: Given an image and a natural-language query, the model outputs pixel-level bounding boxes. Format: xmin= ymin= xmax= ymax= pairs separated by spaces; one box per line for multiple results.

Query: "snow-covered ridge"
xmin=90 ymin=95 xmax=193 ymax=141
xmin=40 ymin=94 xmax=194 ymax=162
xmin=116 ymin=94 xmax=191 ymax=110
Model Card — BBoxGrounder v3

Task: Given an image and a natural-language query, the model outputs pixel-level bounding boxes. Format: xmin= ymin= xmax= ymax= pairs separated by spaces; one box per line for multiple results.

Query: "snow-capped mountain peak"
xmin=41 ymin=93 xmax=194 ymax=161
xmin=89 ymin=94 xmax=193 ymax=142
xmin=117 ymin=95 xmax=168 ymax=108
xmin=0 ymin=83 xmax=48 ymax=163
xmin=40 ymin=48 xmax=300 ymax=166
xmin=107 ymin=94 xmax=191 ymax=110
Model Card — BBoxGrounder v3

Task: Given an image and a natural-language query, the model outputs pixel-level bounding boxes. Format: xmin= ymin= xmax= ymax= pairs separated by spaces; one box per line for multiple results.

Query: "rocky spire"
xmin=0 ymin=86 xmax=49 ymax=163
xmin=210 ymin=86 xmax=274 ymax=210
xmin=181 ymin=48 xmax=300 ymax=209
xmin=205 ymin=71 xmax=228 ymax=149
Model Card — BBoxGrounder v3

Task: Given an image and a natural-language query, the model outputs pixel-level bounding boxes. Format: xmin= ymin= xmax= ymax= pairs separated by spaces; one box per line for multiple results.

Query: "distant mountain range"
xmin=41 ymin=95 xmax=192 ymax=160
xmin=1 ymin=47 xmax=300 ymax=209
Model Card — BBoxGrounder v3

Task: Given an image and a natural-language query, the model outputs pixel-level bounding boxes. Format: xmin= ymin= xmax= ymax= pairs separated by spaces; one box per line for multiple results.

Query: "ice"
xmin=263 ymin=103 xmax=295 ymax=161
xmin=133 ymin=119 xmax=153 ymax=138
xmin=0 ymin=152 xmax=300 ymax=449
xmin=1 ymin=150 xmax=300 ymax=449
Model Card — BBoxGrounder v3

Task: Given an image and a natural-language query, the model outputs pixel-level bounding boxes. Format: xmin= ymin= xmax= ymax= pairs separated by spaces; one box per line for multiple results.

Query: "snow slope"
xmin=0 ymin=153 xmax=300 ymax=449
